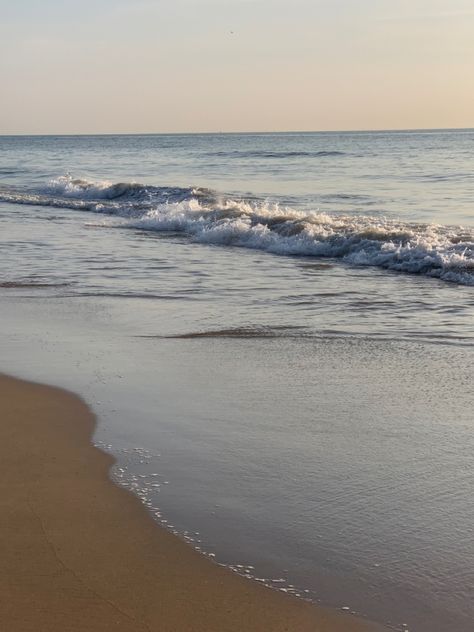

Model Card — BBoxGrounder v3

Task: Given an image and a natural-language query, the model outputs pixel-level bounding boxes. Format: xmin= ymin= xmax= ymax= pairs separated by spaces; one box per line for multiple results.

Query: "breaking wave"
xmin=43 ymin=175 xmax=212 ymax=203
xmin=1 ymin=175 xmax=473 ymax=286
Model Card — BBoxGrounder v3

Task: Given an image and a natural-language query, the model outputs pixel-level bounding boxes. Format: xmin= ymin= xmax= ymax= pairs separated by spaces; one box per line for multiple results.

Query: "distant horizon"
xmin=1 ymin=125 xmax=473 ymax=138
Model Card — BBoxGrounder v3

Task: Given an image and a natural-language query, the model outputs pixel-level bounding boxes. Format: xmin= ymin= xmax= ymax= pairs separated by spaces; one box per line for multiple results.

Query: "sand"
xmin=0 ymin=373 xmax=386 ymax=632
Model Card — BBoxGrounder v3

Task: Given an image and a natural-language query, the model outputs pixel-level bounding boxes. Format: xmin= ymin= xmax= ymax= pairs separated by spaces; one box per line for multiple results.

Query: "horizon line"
xmin=1 ymin=126 xmax=473 ymax=138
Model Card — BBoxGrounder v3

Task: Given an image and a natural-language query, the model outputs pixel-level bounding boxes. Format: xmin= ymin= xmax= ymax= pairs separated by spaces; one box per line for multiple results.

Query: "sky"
xmin=1 ymin=0 xmax=473 ymax=134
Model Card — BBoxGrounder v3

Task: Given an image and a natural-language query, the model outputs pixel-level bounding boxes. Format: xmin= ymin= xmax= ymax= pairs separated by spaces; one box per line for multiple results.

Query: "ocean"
xmin=1 ymin=130 xmax=473 ymax=631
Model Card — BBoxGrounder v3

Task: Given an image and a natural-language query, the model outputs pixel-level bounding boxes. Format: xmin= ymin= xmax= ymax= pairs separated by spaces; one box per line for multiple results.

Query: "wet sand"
xmin=0 ymin=373 xmax=386 ymax=632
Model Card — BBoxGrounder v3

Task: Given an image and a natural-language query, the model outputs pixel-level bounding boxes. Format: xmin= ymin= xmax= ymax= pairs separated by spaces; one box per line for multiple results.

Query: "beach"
xmin=0 ymin=372 xmax=386 ymax=632
xmin=0 ymin=130 xmax=473 ymax=631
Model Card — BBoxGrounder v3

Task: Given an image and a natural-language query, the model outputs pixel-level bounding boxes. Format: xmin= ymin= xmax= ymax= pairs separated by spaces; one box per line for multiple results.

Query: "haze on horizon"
xmin=1 ymin=0 xmax=473 ymax=135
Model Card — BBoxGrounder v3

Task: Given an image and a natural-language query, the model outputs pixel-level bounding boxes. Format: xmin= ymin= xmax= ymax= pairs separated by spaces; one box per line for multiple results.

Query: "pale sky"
xmin=1 ymin=0 xmax=473 ymax=134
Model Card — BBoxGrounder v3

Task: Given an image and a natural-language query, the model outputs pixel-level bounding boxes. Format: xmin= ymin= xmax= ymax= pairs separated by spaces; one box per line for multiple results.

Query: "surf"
xmin=0 ymin=174 xmax=472 ymax=286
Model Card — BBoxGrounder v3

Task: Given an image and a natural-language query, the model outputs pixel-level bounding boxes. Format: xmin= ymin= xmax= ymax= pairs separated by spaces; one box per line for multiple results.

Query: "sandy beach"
xmin=0 ymin=372 xmax=388 ymax=632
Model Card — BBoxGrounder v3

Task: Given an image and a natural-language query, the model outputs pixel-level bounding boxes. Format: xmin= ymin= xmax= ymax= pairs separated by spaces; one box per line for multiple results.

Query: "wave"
xmin=1 ymin=175 xmax=473 ymax=286
xmin=0 ymin=280 xmax=69 ymax=289
xmin=44 ymin=175 xmax=212 ymax=204
xmin=141 ymin=327 xmax=473 ymax=347
xmin=146 ymin=326 xmax=307 ymax=339
xmin=0 ymin=176 xmax=213 ymax=216
xmin=210 ymin=150 xmax=346 ymax=159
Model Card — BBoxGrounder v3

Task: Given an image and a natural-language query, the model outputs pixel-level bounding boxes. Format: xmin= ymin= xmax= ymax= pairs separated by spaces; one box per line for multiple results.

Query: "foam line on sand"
xmin=0 ymin=373 xmax=387 ymax=632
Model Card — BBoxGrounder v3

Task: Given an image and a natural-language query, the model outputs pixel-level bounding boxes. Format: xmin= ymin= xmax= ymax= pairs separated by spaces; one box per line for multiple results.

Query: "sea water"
xmin=1 ymin=130 xmax=473 ymax=631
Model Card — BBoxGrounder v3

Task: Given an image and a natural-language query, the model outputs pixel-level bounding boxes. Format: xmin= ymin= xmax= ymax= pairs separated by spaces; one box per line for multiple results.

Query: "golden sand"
xmin=0 ymin=373 xmax=386 ymax=632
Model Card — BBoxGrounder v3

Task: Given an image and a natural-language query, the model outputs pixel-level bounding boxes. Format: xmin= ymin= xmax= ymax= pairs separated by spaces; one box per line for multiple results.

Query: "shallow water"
xmin=1 ymin=131 xmax=473 ymax=631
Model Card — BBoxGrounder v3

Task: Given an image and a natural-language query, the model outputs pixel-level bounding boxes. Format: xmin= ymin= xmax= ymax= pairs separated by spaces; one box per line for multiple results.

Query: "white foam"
xmin=46 ymin=175 xmax=142 ymax=200
xmin=1 ymin=175 xmax=472 ymax=285
xmin=128 ymin=198 xmax=474 ymax=286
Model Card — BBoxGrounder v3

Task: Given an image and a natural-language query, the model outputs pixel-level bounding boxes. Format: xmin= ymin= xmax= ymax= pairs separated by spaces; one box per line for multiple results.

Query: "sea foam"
xmin=1 ymin=175 xmax=472 ymax=286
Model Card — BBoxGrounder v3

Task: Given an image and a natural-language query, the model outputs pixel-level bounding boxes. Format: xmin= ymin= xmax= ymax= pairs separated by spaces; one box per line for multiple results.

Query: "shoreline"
xmin=0 ymin=372 xmax=387 ymax=632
